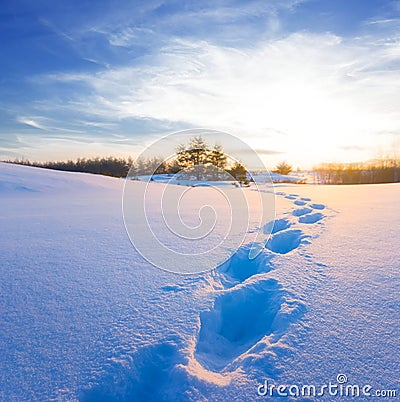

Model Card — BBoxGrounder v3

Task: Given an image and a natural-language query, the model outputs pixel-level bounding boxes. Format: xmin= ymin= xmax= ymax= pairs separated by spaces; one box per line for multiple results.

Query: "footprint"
xmin=299 ymin=213 xmax=324 ymax=224
xmin=195 ymin=279 xmax=284 ymax=371
xmin=218 ymin=246 xmax=273 ymax=285
xmin=309 ymin=203 xmax=325 ymax=210
xmin=265 ymin=229 xmax=306 ymax=254
xmin=300 ymin=197 xmax=311 ymax=201
xmin=284 ymin=195 xmax=296 ymax=200
xmin=294 ymin=200 xmax=307 ymax=206
xmin=81 ymin=340 xmax=181 ymax=401
xmin=263 ymin=218 xmax=291 ymax=234
xmin=292 ymin=207 xmax=313 ymax=217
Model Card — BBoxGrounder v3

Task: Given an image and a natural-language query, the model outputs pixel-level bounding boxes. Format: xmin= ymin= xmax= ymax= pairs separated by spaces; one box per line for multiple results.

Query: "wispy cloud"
xmin=38 ymin=18 xmax=76 ymax=42
xmin=17 ymin=116 xmax=85 ymax=134
xmin=82 ymin=0 xmax=309 ymax=52
xmin=80 ymin=120 xmax=118 ymax=129
xmin=339 ymin=145 xmax=368 ymax=151
xmin=107 ymin=27 xmax=155 ymax=47
xmin=3 ymin=0 xmax=399 ymax=165
xmin=17 ymin=117 xmax=47 ymax=130
xmin=254 ymin=149 xmax=285 ymax=155
xmin=37 ymin=31 xmax=400 ymax=164
xmin=365 ymin=18 xmax=399 ymax=25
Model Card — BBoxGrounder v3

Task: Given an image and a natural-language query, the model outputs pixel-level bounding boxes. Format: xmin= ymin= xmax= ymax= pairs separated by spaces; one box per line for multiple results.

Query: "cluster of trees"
xmin=130 ymin=136 xmax=229 ymax=178
xmin=173 ymin=136 xmax=248 ymax=183
xmin=132 ymin=136 xmax=249 ymax=184
xmin=314 ymin=159 xmax=400 ymax=184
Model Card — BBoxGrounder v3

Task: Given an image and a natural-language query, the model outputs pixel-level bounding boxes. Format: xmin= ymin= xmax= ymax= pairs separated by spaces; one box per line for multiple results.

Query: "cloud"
xmin=365 ymin=18 xmax=399 ymax=25
xmin=339 ymin=145 xmax=368 ymax=151
xmin=80 ymin=0 xmax=310 ymax=54
xmin=254 ymin=149 xmax=285 ymax=155
xmin=80 ymin=121 xmax=118 ymax=129
xmin=45 ymin=33 xmax=400 ymax=132
xmin=17 ymin=117 xmax=46 ymax=130
xmin=17 ymin=116 xmax=85 ymax=134
xmin=107 ymin=27 xmax=155 ymax=47
xmin=19 ymin=13 xmax=400 ymax=165
xmin=0 ymin=134 xmax=27 ymax=149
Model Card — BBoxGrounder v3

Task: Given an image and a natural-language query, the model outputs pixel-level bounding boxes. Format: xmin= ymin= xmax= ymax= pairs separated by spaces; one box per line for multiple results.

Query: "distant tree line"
xmin=314 ymin=159 xmax=400 ymax=184
xmin=4 ymin=136 xmax=250 ymax=184
xmin=6 ymin=156 xmax=133 ymax=178
xmin=7 ymin=150 xmax=400 ymax=185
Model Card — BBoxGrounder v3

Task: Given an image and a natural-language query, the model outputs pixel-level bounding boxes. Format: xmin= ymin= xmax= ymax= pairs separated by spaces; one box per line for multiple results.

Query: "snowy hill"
xmin=0 ymin=163 xmax=399 ymax=401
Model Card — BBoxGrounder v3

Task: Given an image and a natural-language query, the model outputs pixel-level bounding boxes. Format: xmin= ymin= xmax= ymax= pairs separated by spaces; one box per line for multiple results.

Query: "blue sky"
xmin=1 ymin=0 xmax=400 ymax=168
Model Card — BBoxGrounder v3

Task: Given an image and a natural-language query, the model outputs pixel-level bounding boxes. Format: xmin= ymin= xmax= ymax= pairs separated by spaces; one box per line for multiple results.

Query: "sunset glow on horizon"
xmin=1 ymin=0 xmax=400 ymax=169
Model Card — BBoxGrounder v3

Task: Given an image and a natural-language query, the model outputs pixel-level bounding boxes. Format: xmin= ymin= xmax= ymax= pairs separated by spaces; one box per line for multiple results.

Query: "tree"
xmin=175 ymin=136 xmax=209 ymax=180
xmin=274 ymin=161 xmax=292 ymax=175
xmin=147 ymin=156 xmax=167 ymax=175
xmin=229 ymin=162 xmax=249 ymax=186
xmin=208 ymin=144 xmax=227 ymax=169
xmin=186 ymin=136 xmax=209 ymax=166
xmin=208 ymin=144 xmax=227 ymax=180
xmin=135 ymin=158 xmax=147 ymax=175
xmin=175 ymin=143 xmax=189 ymax=170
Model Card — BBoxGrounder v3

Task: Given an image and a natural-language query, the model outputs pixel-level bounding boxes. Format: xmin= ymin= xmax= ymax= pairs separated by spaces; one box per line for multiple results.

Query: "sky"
xmin=1 ymin=0 xmax=400 ymax=169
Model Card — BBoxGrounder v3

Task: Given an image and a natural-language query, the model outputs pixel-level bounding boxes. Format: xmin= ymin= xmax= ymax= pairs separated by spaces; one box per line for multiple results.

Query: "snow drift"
xmin=0 ymin=162 xmax=399 ymax=401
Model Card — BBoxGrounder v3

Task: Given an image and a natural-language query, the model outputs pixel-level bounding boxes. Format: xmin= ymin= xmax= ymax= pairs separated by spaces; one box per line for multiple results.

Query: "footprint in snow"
xmin=263 ymin=218 xmax=291 ymax=234
xmin=294 ymin=200 xmax=307 ymax=206
xmin=292 ymin=207 xmax=313 ymax=217
xmin=265 ymin=229 xmax=307 ymax=254
xmin=81 ymin=340 xmax=182 ymax=401
xmin=299 ymin=212 xmax=324 ymax=224
xmin=309 ymin=203 xmax=325 ymax=210
xmin=218 ymin=246 xmax=273 ymax=286
xmin=194 ymin=279 xmax=284 ymax=371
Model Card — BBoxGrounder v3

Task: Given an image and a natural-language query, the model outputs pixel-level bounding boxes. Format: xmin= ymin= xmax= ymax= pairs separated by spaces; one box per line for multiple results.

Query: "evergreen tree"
xmin=175 ymin=136 xmax=209 ymax=180
xmin=274 ymin=161 xmax=292 ymax=175
xmin=208 ymin=144 xmax=227 ymax=179
xmin=175 ymin=144 xmax=189 ymax=170
xmin=229 ymin=162 xmax=248 ymax=186
xmin=187 ymin=136 xmax=208 ymax=166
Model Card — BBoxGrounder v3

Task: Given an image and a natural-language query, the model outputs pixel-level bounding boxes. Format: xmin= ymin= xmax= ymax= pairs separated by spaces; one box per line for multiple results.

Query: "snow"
xmin=137 ymin=172 xmax=306 ymax=184
xmin=255 ymin=172 xmax=306 ymax=184
xmin=0 ymin=162 xmax=399 ymax=401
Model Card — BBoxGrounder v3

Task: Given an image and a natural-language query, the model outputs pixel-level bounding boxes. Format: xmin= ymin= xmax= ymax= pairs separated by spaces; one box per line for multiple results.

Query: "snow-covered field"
xmin=0 ymin=162 xmax=399 ymax=401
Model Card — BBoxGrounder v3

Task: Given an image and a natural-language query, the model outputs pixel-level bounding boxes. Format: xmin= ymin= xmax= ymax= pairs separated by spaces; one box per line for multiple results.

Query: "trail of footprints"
xmin=92 ymin=192 xmax=330 ymax=399
xmin=194 ymin=191 xmax=328 ymax=373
